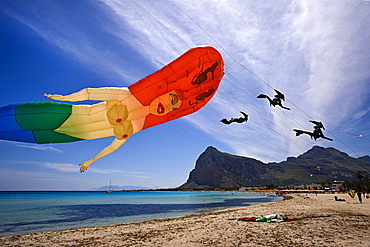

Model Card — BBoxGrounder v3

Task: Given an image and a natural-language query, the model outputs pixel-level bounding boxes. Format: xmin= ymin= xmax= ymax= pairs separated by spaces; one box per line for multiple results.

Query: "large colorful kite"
xmin=0 ymin=46 xmax=224 ymax=172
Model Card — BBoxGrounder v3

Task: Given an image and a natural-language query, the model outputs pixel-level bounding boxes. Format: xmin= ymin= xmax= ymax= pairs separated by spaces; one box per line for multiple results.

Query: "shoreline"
xmin=1 ymin=193 xmax=369 ymax=246
xmin=0 ymin=191 xmax=280 ymax=237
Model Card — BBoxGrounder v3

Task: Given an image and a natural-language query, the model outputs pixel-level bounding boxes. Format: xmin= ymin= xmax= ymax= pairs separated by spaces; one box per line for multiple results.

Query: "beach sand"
xmin=1 ymin=193 xmax=369 ymax=246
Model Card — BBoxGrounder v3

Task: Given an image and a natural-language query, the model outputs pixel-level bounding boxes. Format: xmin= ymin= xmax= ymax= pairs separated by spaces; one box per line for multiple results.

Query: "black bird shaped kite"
xmin=221 ymin=111 xmax=248 ymax=125
xmin=257 ymin=89 xmax=290 ymax=110
xmin=293 ymin=120 xmax=333 ymax=141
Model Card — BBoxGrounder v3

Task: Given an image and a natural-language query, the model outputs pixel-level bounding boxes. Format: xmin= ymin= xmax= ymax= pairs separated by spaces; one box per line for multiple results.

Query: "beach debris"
xmin=257 ymin=89 xmax=290 ymax=110
xmin=220 ymin=111 xmax=248 ymax=124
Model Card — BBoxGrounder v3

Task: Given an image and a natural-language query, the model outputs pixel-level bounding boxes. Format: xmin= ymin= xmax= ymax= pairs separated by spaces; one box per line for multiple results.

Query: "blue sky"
xmin=0 ymin=0 xmax=369 ymax=190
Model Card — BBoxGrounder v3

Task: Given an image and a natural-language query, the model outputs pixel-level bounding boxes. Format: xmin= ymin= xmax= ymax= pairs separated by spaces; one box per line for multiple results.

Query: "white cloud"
xmin=36 ymin=161 xmax=151 ymax=176
xmin=97 ymin=0 xmax=370 ymax=160
xmin=1 ymin=1 xmax=141 ymax=84
xmin=99 ymin=0 xmax=196 ymax=65
xmin=14 ymin=143 xmax=63 ymax=153
xmin=39 ymin=162 xmax=77 ymax=172
xmin=178 ymin=0 xmax=370 ymax=160
xmin=0 ymin=140 xmax=63 ymax=153
xmin=2 ymin=0 xmax=368 ymax=162
xmin=0 ymin=159 xmax=152 ymax=179
xmin=0 ymin=167 xmax=82 ymax=182
xmin=89 ymin=167 xmax=152 ymax=178
xmin=0 ymin=160 xmax=77 ymax=172
xmin=290 ymin=0 xmax=370 ymax=122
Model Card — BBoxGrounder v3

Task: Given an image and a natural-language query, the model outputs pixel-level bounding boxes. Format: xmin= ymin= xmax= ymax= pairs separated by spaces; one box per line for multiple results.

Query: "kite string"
xmin=63 ymin=1 xmax=366 ymax=175
xmin=165 ymin=0 xmax=370 ymax=175
xmin=167 ymin=0 xmax=274 ymax=91
xmin=166 ymin=0 xmax=235 ymax=63
xmin=228 ymin=62 xmax=366 ymax=168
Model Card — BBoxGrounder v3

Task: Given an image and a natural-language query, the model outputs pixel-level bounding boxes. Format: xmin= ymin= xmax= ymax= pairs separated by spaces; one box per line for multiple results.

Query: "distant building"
xmin=239 ymin=187 xmax=247 ymax=191
xmin=308 ymin=183 xmax=321 ymax=190
xmin=292 ymin=185 xmax=305 ymax=190
xmin=331 ymin=181 xmax=345 ymax=191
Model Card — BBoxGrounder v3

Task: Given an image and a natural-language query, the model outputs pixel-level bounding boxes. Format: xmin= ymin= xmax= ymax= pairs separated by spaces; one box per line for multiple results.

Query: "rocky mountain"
xmin=180 ymin=146 xmax=370 ymax=189
xmin=358 ymin=155 xmax=370 ymax=163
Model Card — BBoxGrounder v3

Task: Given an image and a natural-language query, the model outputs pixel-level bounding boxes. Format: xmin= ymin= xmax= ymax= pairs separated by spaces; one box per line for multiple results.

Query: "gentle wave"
xmin=0 ymin=191 xmax=281 ymax=236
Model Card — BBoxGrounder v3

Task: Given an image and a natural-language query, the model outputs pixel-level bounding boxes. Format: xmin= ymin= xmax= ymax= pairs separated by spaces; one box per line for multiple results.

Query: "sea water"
xmin=0 ymin=191 xmax=281 ymax=236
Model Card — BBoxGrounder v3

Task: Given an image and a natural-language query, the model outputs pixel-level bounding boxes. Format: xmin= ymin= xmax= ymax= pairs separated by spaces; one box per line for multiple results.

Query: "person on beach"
xmin=357 ymin=192 xmax=363 ymax=203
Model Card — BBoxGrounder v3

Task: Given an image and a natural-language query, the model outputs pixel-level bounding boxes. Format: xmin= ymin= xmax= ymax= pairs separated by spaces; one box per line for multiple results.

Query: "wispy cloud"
xmin=97 ymin=0 xmax=370 ymax=160
xmin=14 ymin=143 xmax=63 ymax=153
xmin=0 ymin=160 xmax=77 ymax=172
xmin=2 ymin=0 xmax=368 ymax=162
xmin=0 ymin=159 xmax=152 ymax=178
xmin=0 ymin=140 xmax=63 ymax=153
xmin=89 ymin=167 xmax=152 ymax=178
xmin=174 ymin=0 xmax=370 ymax=160
xmin=0 ymin=167 xmax=83 ymax=182
xmin=290 ymin=0 xmax=370 ymax=122
xmin=0 ymin=1 xmax=141 ymax=84
xmin=39 ymin=162 xmax=77 ymax=172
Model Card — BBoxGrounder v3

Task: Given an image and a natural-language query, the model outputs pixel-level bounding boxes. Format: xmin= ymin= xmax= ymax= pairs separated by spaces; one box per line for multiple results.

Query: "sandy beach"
xmin=0 ymin=193 xmax=369 ymax=246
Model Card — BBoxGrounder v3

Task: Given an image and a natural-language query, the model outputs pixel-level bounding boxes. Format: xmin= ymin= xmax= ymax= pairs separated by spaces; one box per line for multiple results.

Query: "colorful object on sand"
xmin=238 ymin=214 xmax=298 ymax=223
xmin=0 ymin=46 xmax=225 ymax=172
xmin=349 ymin=190 xmax=356 ymax=198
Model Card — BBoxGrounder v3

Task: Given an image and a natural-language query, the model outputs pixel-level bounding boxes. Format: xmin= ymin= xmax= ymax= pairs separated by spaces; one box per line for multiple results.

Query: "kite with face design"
xmin=0 ymin=46 xmax=224 ymax=172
